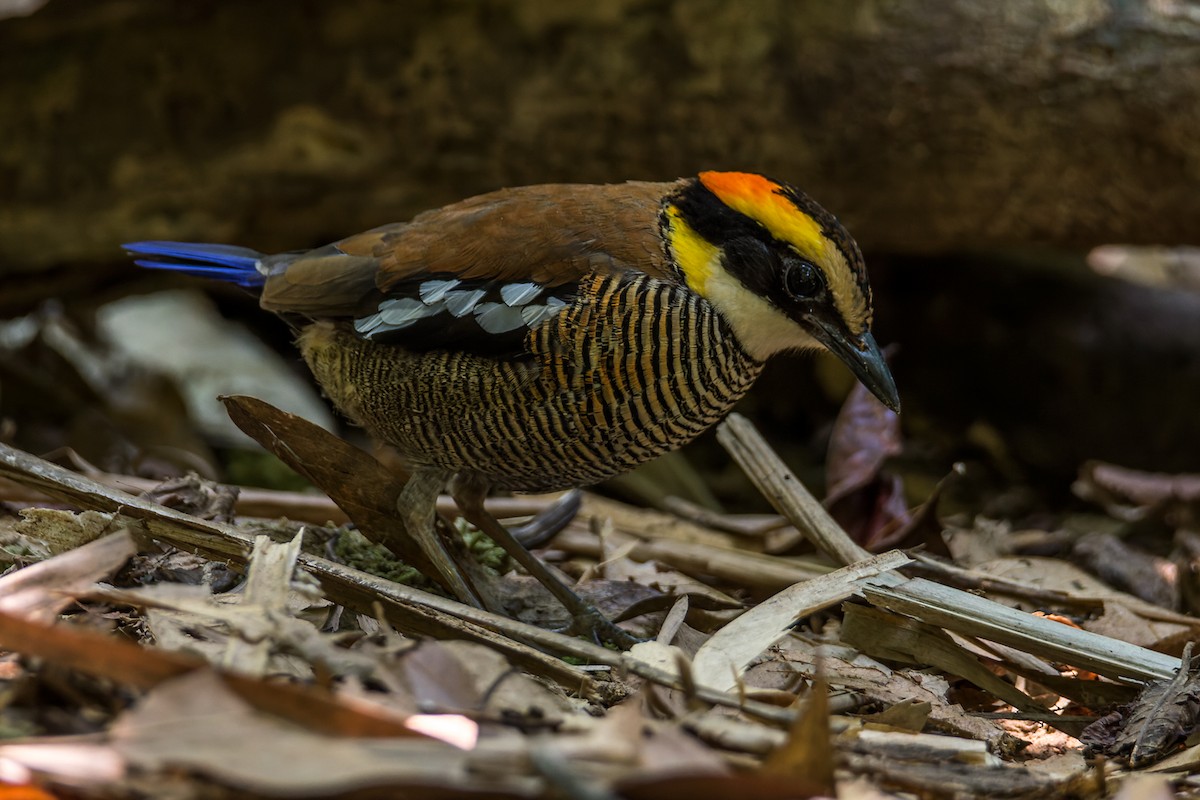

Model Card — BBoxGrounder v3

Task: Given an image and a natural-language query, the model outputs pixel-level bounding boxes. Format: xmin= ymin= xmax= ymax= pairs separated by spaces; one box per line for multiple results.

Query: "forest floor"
xmin=0 ymin=297 xmax=1199 ymax=799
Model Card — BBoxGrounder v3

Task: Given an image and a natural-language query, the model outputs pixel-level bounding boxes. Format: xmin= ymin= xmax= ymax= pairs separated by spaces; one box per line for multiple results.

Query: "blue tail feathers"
xmin=123 ymin=241 xmax=266 ymax=288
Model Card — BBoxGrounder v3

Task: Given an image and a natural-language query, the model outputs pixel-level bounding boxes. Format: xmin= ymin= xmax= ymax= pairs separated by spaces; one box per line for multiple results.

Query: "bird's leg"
xmin=449 ymin=476 xmax=639 ymax=650
xmin=396 ymin=467 xmax=482 ymax=608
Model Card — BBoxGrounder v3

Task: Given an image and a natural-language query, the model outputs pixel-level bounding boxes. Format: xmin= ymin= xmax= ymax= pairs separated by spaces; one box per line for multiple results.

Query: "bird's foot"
xmin=449 ymin=478 xmax=641 ymax=650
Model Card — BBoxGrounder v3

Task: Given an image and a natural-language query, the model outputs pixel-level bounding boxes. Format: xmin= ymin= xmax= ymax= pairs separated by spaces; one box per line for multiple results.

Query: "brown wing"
xmin=258 ymin=248 xmax=383 ymax=316
xmin=338 ymin=179 xmax=681 ymax=293
xmin=258 ymin=179 xmax=681 ymax=319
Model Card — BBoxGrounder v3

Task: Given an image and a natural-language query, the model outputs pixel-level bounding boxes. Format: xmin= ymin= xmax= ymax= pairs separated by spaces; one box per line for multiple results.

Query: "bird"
xmin=125 ymin=171 xmax=899 ymax=647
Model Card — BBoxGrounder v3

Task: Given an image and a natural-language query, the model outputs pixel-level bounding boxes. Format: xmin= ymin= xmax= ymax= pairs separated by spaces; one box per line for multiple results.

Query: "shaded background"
xmin=3 ymin=0 xmax=1199 ymax=510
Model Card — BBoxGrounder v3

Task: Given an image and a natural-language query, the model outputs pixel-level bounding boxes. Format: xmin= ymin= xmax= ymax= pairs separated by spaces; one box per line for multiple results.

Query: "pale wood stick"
xmin=716 ymin=413 xmax=869 ymax=566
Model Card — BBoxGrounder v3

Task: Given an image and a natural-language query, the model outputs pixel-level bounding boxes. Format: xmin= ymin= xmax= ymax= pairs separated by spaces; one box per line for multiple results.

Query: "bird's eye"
xmin=783 ymin=261 xmax=822 ymax=299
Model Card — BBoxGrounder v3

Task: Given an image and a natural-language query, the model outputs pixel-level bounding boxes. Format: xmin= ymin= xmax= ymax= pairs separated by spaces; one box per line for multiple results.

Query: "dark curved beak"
xmin=808 ymin=321 xmax=900 ymax=413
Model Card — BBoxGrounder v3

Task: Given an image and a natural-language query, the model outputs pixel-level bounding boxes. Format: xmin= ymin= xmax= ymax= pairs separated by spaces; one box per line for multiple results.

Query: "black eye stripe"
xmin=717 ymin=236 xmax=777 ymax=298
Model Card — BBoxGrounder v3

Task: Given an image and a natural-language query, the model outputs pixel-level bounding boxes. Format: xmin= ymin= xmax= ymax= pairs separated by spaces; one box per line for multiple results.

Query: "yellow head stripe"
xmin=664 ymin=205 xmax=719 ymax=294
xmin=699 ymin=171 xmax=829 ymax=263
xmin=699 ymin=171 xmax=869 ymax=334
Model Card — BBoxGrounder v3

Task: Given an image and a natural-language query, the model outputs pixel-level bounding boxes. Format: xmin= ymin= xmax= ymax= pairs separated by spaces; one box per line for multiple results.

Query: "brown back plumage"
xmin=259 ymin=180 xmax=682 ymax=318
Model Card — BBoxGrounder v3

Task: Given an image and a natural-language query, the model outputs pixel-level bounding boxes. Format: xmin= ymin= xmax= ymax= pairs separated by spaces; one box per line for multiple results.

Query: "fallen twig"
xmin=716 ymin=413 xmax=869 ymax=566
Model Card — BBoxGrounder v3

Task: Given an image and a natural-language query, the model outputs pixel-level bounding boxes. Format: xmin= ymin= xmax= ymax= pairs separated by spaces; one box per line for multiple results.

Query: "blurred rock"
xmin=95 ymin=290 xmax=335 ymax=447
xmin=0 ymin=0 xmax=46 ymax=21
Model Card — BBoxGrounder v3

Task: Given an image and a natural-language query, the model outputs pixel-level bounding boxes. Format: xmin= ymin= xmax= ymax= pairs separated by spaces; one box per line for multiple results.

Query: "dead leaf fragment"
xmin=0 ymin=528 xmax=134 ymax=621
xmin=221 ymin=394 xmax=480 ymax=605
xmin=14 ymin=508 xmax=123 ymax=556
xmin=859 ymin=698 xmax=932 ymax=732
xmin=112 ymin=670 xmax=489 ymax=795
xmin=760 ymin=675 xmax=835 ymax=793
xmin=691 ymin=550 xmax=910 ymax=691
xmin=139 ymin=473 xmax=238 ymax=523
xmin=824 ymin=380 xmax=909 ymax=550
xmin=1081 ymin=644 xmax=1200 ymax=767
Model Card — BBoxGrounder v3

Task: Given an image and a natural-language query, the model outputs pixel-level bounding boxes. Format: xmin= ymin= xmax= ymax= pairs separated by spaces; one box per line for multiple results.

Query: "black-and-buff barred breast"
xmin=299 ymin=271 xmax=763 ymax=492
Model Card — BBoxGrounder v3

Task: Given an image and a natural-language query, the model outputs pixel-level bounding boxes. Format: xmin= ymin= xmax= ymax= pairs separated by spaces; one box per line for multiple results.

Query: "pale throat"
xmin=694 ymin=253 xmax=821 ymax=362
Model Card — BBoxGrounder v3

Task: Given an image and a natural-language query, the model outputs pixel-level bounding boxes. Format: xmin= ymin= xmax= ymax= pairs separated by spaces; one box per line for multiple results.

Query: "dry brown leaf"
xmin=526 ymin=699 xmax=733 ymax=796
xmin=1019 ymin=751 xmax=1090 ymax=786
xmin=435 ymin=640 xmax=572 ymax=720
xmin=626 ymin=640 xmax=689 ymax=683
xmin=221 ymin=532 xmax=305 ymax=676
xmin=0 ymin=529 xmax=134 ymax=621
xmin=111 ymin=670 xmax=494 ymax=796
xmin=859 ymin=698 xmax=932 ymax=732
xmin=1086 ymin=602 xmax=1191 ymax=652
xmin=88 ymin=581 xmax=381 ymax=683
xmin=597 ymin=523 xmax=661 ymax=585
xmin=761 ymin=636 xmax=1020 ymax=752
xmin=826 ymin=381 xmax=903 ymax=502
xmin=13 ymin=508 xmax=125 ymax=556
xmin=824 ymin=380 xmax=908 ymax=551
xmin=1081 ymin=645 xmax=1200 ymax=768
xmin=399 ymin=640 xmax=490 ymax=712
xmin=0 ymin=609 xmax=418 ymax=738
xmin=656 ymin=595 xmax=689 ymax=645
xmin=144 ymin=606 xmax=232 ymax=664
xmin=547 ymin=700 xmax=643 ymax=766
xmin=640 ymin=572 xmax=742 ymax=609
xmin=619 ymin=707 xmax=729 ymax=778
xmin=760 ymin=675 xmax=835 ymax=794
xmin=138 ymin=473 xmax=238 ymax=523
xmin=220 ymin=395 xmax=458 ymax=588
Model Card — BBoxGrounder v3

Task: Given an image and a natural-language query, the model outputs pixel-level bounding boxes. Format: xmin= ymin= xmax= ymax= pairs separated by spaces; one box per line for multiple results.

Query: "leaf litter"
xmin=1 ymin=386 xmax=1200 ymax=798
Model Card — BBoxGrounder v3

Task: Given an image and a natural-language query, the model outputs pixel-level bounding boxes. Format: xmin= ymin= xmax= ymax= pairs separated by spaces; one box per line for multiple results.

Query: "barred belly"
xmin=299 ymin=273 xmax=763 ymax=493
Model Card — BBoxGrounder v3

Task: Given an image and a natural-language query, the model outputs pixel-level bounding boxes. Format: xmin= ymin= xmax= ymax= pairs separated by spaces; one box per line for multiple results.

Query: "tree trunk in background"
xmin=4 ymin=0 xmax=1199 ymax=479
xmin=3 ymin=0 xmax=1200 ymax=281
